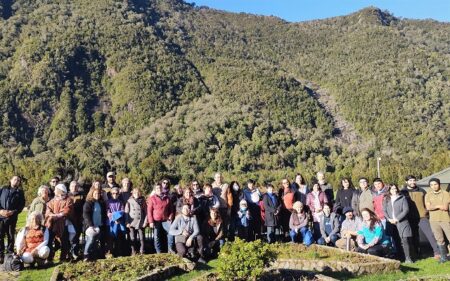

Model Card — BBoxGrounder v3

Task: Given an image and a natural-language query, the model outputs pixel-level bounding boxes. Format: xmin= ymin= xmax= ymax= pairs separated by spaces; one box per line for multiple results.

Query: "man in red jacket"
xmin=147 ymin=183 xmax=174 ymax=253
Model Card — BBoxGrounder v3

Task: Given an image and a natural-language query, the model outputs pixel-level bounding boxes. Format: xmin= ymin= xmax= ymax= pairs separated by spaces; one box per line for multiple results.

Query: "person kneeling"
xmin=318 ymin=203 xmax=340 ymax=246
xmin=289 ymin=201 xmax=313 ymax=246
xmin=200 ymin=208 xmax=225 ymax=259
xmin=335 ymin=207 xmax=361 ymax=251
xmin=356 ymin=208 xmax=390 ymax=257
xmin=15 ymin=211 xmax=50 ymax=266
xmin=170 ymin=204 xmax=205 ymax=263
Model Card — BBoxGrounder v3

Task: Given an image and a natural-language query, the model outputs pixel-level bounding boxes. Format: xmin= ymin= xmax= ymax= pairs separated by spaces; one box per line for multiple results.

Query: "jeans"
xmin=289 ymin=227 xmax=313 ymax=246
xmin=267 ymin=226 xmax=276 ymax=243
xmin=154 ymin=221 xmax=174 ymax=253
xmin=317 ymin=234 xmax=339 ymax=246
xmin=84 ymin=227 xmax=106 ymax=259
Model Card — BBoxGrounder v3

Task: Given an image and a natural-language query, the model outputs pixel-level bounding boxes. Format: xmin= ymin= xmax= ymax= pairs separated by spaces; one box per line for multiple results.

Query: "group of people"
xmin=0 ymin=171 xmax=449 ymax=268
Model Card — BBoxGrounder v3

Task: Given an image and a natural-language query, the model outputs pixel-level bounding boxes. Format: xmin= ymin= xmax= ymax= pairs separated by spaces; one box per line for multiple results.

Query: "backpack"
xmin=3 ymin=254 xmax=23 ymax=272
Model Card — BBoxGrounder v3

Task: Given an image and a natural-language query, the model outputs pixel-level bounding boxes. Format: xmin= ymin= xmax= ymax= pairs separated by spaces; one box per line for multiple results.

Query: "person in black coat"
xmin=334 ymin=177 xmax=355 ymax=217
xmin=83 ymin=185 xmax=108 ymax=261
xmin=263 ymin=184 xmax=281 ymax=243
xmin=0 ymin=176 xmax=25 ymax=263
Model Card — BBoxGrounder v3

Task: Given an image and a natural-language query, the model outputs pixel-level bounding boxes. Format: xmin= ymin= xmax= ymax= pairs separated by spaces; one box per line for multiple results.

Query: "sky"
xmin=185 ymin=0 xmax=450 ymax=23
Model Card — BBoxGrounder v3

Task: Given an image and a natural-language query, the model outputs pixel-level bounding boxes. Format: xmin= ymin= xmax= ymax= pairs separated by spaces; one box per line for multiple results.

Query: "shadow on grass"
xmin=399 ymin=264 xmax=420 ymax=273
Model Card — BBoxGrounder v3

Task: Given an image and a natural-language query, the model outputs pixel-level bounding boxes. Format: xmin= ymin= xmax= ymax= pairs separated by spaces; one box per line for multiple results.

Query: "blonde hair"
xmin=27 ymin=211 xmax=44 ymax=228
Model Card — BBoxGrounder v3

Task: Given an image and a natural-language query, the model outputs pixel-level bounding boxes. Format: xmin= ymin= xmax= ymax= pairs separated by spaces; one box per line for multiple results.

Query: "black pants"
xmin=48 ymin=228 xmax=70 ymax=261
xmin=0 ymin=218 xmax=17 ymax=257
xmin=175 ymin=235 xmax=204 ymax=258
xmin=356 ymin=245 xmax=387 ymax=257
xmin=129 ymin=227 xmax=145 ymax=254
xmin=410 ymin=218 xmax=440 ymax=257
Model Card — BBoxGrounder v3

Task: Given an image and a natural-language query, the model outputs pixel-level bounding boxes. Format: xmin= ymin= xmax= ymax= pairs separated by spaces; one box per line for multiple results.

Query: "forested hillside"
xmin=0 ymin=0 xmax=448 ymax=202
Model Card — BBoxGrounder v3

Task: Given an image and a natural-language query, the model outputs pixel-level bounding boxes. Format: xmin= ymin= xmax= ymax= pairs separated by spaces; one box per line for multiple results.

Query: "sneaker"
xmin=404 ymin=258 xmax=413 ymax=264
xmin=434 ymin=254 xmax=441 ymax=260
xmin=168 ymin=249 xmax=176 ymax=255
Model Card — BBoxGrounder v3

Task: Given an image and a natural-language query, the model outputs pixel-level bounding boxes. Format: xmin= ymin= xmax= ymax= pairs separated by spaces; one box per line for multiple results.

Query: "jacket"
xmin=147 ymin=194 xmax=173 ymax=223
xmin=289 ymin=211 xmax=308 ymax=230
xmin=125 ymin=196 xmax=147 ymax=229
xmin=83 ymin=199 xmax=108 ymax=231
xmin=383 ymin=194 xmax=412 ymax=238
xmin=0 ymin=186 xmax=25 ymax=222
xmin=319 ymin=212 xmax=341 ymax=238
xmin=372 ymin=187 xmax=387 ymax=220
xmin=263 ymin=193 xmax=280 ymax=227
xmin=401 ymin=186 xmax=427 ymax=220
xmin=45 ymin=196 xmax=73 ymax=238
xmin=334 ymin=188 xmax=355 ymax=213
xmin=169 ymin=214 xmax=200 ymax=241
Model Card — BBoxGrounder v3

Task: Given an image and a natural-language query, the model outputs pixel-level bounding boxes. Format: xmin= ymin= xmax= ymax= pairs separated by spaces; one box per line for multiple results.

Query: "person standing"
xmin=242 ymin=179 xmax=262 ymax=241
xmin=0 ymin=176 xmax=25 ymax=263
xmin=103 ymin=172 xmax=119 ymax=200
xmin=383 ymin=184 xmax=413 ymax=263
xmin=401 ymin=175 xmax=440 ymax=260
xmin=28 ymin=185 xmax=50 ymax=219
xmin=425 ymin=178 xmax=450 ymax=264
xmin=317 ymin=172 xmax=334 ymax=205
xmin=334 ymin=178 xmax=355 ymax=216
xmin=125 ymin=188 xmax=148 ymax=255
xmin=352 ymin=177 xmax=373 ymax=217
xmin=212 ymin=173 xmax=232 ymax=237
xmin=263 ymin=184 xmax=280 ymax=243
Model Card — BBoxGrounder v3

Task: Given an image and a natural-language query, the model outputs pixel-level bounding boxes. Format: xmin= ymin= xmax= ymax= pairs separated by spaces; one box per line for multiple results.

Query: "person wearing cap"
xmin=45 ymin=183 xmax=73 ymax=263
xmin=335 ymin=207 xmax=362 ymax=251
xmin=15 ymin=211 xmax=50 ymax=267
xmin=103 ymin=172 xmax=119 ymax=200
xmin=107 ymin=187 xmax=126 ymax=257
xmin=242 ymin=179 xmax=262 ymax=241
xmin=401 ymin=175 xmax=440 ymax=260
xmin=318 ymin=203 xmax=341 ymax=246
xmin=0 ymin=176 xmax=25 ymax=263
xmin=425 ymin=178 xmax=450 ymax=264
xmin=237 ymin=199 xmax=252 ymax=241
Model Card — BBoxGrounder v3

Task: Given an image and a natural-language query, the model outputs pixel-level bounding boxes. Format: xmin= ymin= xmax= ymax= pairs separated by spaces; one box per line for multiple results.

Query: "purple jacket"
xmin=107 ymin=198 xmax=124 ymax=220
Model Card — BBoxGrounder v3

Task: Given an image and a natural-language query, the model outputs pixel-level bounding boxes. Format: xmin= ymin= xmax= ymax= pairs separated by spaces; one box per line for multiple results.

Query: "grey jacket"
xmin=169 ymin=214 xmax=200 ymax=241
xmin=125 ymin=197 xmax=147 ymax=229
xmin=382 ymin=194 xmax=412 ymax=238
xmin=319 ymin=212 xmax=341 ymax=238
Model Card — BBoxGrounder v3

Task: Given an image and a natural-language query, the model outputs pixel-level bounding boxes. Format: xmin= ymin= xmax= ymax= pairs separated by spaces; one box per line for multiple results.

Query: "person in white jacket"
xmin=15 ymin=211 xmax=50 ymax=265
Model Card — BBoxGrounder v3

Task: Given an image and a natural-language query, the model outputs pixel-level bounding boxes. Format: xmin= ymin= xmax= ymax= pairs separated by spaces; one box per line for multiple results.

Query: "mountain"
xmin=0 ymin=1 xmax=448 ymax=202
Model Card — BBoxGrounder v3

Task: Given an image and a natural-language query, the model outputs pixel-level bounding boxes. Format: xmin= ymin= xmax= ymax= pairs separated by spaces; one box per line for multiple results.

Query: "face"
xmin=192 ymin=181 xmax=200 ymax=192
xmin=267 ymin=186 xmax=273 ymax=194
xmin=295 ymin=175 xmax=302 ymax=183
xmin=176 ymin=185 xmax=183 ymax=195
xmin=154 ymin=185 xmax=162 ymax=196
xmin=294 ymin=203 xmax=303 ymax=213
xmin=69 ymin=182 xmax=78 ymax=193
xmin=93 ymin=181 xmax=101 ymax=188
xmin=389 ymin=185 xmax=399 ymax=196
xmin=10 ymin=176 xmax=21 ymax=188
xmin=107 ymin=175 xmax=115 ymax=184
xmin=111 ymin=189 xmax=119 ymax=199
xmin=132 ymin=189 xmax=141 ymax=198
xmin=210 ymin=210 xmax=217 ymax=220
xmin=204 ymin=186 xmax=212 ymax=196
xmin=430 ymin=181 xmax=440 ymax=192
xmin=323 ymin=205 xmax=331 ymax=216
xmin=49 ymin=178 xmax=58 ymax=187
xmin=406 ymin=178 xmax=416 ymax=188
xmin=214 ymin=173 xmax=222 ymax=184
xmin=31 ymin=215 xmax=41 ymax=229
xmin=183 ymin=189 xmax=192 ymax=199
xmin=122 ymin=178 xmax=131 ymax=191
xmin=282 ymin=180 xmax=289 ymax=189
xmin=182 ymin=205 xmax=190 ymax=216
xmin=345 ymin=211 xmax=354 ymax=220
xmin=93 ymin=190 xmax=100 ymax=201
xmin=342 ymin=179 xmax=350 ymax=189
xmin=41 ymin=188 xmax=49 ymax=200
xmin=247 ymin=182 xmax=254 ymax=190
xmin=374 ymin=181 xmax=384 ymax=191
xmin=359 ymin=179 xmax=368 ymax=190
xmin=362 ymin=210 xmax=370 ymax=221
xmin=162 ymin=180 xmax=169 ymax=189
xmin=317 ymin=173 xmax=325 ymax=181
xmin=313 ymin=183 xmax=320 ymax=192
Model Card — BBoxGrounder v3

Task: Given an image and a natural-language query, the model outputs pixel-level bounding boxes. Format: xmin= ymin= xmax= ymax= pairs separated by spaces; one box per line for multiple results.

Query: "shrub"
xmin=217 ymin=238 xmax=276 ymax=281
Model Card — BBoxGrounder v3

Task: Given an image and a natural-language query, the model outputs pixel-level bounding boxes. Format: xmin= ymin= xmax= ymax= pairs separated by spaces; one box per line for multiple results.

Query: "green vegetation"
xmin=217 ymin=238 xmax=276 ymax=281
xmin=0 ymin=0 xmax=448 ymax=204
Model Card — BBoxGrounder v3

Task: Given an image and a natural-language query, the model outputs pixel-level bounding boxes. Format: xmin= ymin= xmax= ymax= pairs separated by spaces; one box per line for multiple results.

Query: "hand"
xmin=31 ymin=248 xmax=38 ymax=256
xmin=126 ymin=224 xmax=131 ymax=228
xmin=0 ymin=210 xmax=6 ymax=217
xmin=316 ymin=208 xmax=322 ymax=213
xmin=186 ymin=237 xmax=193 ymax=247
xmin=182 ymin=229 xmax=190 ymax=237
xmin=115 ymin=220 xmax=120 ymax=225
xmin=325 ymin=237 xmax=330 ymax=243
xmin=149 ymin=223 xmax=154 ymax=228
xmin=388 ymin=219 xmax=395 ymax=224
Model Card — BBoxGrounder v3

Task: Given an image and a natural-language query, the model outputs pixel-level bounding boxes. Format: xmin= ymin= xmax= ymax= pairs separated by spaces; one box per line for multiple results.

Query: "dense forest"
xmin=0 ymin=0 xmax=448 ymax=202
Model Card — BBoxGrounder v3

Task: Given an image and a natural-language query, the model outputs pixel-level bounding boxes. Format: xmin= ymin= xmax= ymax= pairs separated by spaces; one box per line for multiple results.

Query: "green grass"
xmin=168 ymin=259 xmax=219 ymax=281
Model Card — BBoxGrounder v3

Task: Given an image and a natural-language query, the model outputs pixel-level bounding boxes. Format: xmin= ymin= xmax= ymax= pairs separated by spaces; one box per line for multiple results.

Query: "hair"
xmin=51 ymin=176 xmax=60 ymax=182
xmin=86 ymin=184 xmax=103 ymax=202
xmin=266 ymin=183 xmax=274 ymax=190
xmin=323 ymin=202 xmax=331 ymax=210
xmin=295 ymin=173 xmax=306 ymax=185
xmin=37 ymin=185 xmax=49 ymax=196
xmin=281 ymin=178 xmax=291 ymax=190
xmin=183 ymin=187 xmax=193 ymax=197
xmin=292 ymin=201 xmax=304 ymax=212
xmin=358 ymin=177 xmax=368 ymax=182
xmin=121 ymin=178 xmax=132 ymax=187
xmin=26 ymin=211 xmax=44 ymax=228
xmin=311 ymin=181 xmax=322 ymax=191
xmin=247 ymin=179 xmax=255 ymax=184
xmin=429 ymin=178 xmax=441 ymax=185
xmin=209 ymin=207 xmax=222 ymax=224
xmin=203 ymin=183 xmax=212 ymax=190
xmin=360 ymin=208 xmax=380 ymax=231
xmin=190 ymin=180 xmax=201 ymax=188
xmin=340 ymin=177 xmax=354 ymax=189
xmin=405 ymin=175 xmax=416 ymax=181
xmin=373 ymin=178 xmax=383 ymax=184
xmin=384 ymin=184 xmax=400 ymax=202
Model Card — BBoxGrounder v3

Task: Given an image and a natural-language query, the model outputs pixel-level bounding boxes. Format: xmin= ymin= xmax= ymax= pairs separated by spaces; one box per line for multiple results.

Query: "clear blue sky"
xmin=186 ymin=0 xmax=450 ymax=23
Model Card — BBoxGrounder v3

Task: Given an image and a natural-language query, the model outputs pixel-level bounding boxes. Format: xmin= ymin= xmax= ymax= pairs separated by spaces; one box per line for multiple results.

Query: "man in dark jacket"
xmin=401 ymin=175 xmax=440 ymax=259
xmin=0 ymin=176 xmax=25 ymax=263
xmin=262 ymin=184 xmax=280 ymax=243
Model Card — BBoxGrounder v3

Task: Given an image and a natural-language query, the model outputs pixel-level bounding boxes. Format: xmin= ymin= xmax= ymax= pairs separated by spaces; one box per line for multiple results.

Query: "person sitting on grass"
xmin=335 ymin=207 xmax=361 ymax=251
xmin=15 ymin=211 xmax=50 ymax=267
xmin=318 ymin=203 xmax=340 ymax=246
xmin=169 ymin=204 xmax=205 ymax=263
xmin=356 ymin=208 xmax=391 ymax=257
xmin=289 ymin=201 xmax=313 ymax=246
xmin=200 ymin=207 xmax=225 ymax=259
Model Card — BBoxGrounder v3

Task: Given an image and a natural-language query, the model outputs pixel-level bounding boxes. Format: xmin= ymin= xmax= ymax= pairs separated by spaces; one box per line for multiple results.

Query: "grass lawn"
xmin=13 ymin=211 xmax=450 ymax=281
